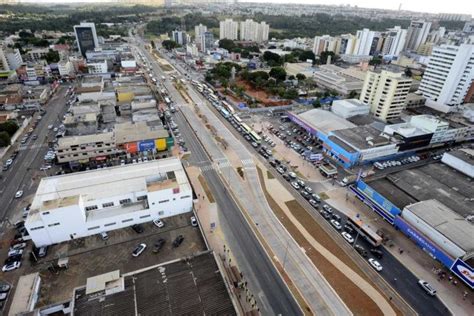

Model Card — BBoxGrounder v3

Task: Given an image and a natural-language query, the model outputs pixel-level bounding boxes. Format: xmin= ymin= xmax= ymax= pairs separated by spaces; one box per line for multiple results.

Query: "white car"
xmin=368 ymin=258 xmax=383 ymax=272
xmin=8 ymin=249 xmax=23 ymax=257
xmin=153 ymin=219 xmax=164 ymax=228
xmin=330 ymin=219 xmax=342 ymax=230
xmin=418 ymin=280 xmax=436 ymax=296
xmin=132 ymin=243 xmax=147 ymax=257
xmin=341 ymin=232 xmax=354 ymax=243
xmin=191 ymin=216 xmax=198 ymax=227
xmin=39 ymin=165 xmax=51 ymax=171
xmin=10 ymin=242 xmax=27 ymax=250
xmin=15 ymin=190 xmax=23 ymax=198
xmin=291 ymin=181 xmax=300 ymax=190
xmin=2 ymin=261 xmax=21 ymax=272
xmin=5 ymin=159 xmax=13 ymax=166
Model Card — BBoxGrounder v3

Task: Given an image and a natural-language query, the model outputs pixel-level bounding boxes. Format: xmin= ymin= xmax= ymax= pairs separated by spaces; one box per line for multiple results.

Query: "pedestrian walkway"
xmin=257 ymin=160 xmax=397 ymax=316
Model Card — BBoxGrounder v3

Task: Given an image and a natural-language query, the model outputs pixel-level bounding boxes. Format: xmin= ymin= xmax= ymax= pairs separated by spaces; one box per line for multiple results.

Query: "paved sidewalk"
xmin=323 ymin=186 xmax=473 ymax=315
xmin=257 ymin=161 xmax=396 ymax=316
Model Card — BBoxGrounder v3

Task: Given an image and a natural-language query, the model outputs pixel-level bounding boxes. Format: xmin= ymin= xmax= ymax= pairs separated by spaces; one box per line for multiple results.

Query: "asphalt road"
xmin=134 ymin=38 xmax=302 ymax=315
xmin=0 ymin=86 xmax=69 ymax=227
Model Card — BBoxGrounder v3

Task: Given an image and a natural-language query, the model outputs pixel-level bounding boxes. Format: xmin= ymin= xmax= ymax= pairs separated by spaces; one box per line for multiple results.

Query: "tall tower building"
xmin=200 ymin=32 xmax=215 ymax=53
xmin=404 ymin=21 xmax=431 ymax=51
xmin=74 ymin=22 xmax=99 ymax=58
xmin=419 ymin=44 xmax=474 ymax=110
xmin=172 ymin=30 xmax=188 ymax=46
xmin=194 ymin=24 xmax=207 ymax=41
xmin=360 ymin=70 xmax=412 ymax=122
xmin=381 ymin=26 xmax=407 ymax=58
xmin=312 ymin=35 xmax=337 ymax=55
xmin=354 ymin=28 xmax=376 ymax=56
xmin=0 ymin=47 xmax=9 ymax=72
xmin=219 ymin=19 xmax=238 ymax=40
xmin=239 ymin=19 xmax=269 ymax=43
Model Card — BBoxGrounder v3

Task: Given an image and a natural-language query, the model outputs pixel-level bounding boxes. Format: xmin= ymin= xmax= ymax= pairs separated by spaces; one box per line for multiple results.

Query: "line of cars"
xmin=373 ymin=155 xmax=420 ymax=170
xmin=2 ymin=150 xmax=19 ymax=172
xmin=130 ymin=216 xmax=197 ymax=257
xmin=0 ymin=282 xmax=11 ymax=310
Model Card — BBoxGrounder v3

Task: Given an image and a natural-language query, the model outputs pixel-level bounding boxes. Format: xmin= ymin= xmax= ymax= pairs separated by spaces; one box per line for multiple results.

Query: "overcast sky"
xmin=240 ymin=0 xmax=473 ymax=15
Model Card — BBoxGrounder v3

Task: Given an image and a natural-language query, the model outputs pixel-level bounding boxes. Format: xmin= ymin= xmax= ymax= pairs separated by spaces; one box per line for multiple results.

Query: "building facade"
xmin=381 ymin=26 xmax=407 ymax=58
xmin=199 ymin=32 xmax=215 ymax=53
xmin=354 ymin=28 xmax=376 ymax=56
xmin=418 ymin=44 xmax=474 ymax=111
xmin=405 ymin=20 xmax=431 ymax=51
xmin=239 ymin=19 xmax=269 ymax=43
xmin=219 ymin=19 xmax=238 ymax=40
xmin=360 ymin=70 xmax=412 ymax=122
xmin=25 ymin=158 xmax=193 ymax=247
xmin=194 ymin=23 xmax=208 ymax=41
xmin=74 ymin=22 xmax=99 ymax=58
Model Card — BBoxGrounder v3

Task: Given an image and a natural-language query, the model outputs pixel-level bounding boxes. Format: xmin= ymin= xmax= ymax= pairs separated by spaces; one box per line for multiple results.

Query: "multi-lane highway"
xmin=0 ymin=87 xmax=69 ymax=227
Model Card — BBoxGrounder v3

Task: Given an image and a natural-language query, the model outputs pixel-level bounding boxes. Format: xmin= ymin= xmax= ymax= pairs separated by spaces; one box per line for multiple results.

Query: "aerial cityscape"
xmin=0 ymin=0 xmax=472 ymax=315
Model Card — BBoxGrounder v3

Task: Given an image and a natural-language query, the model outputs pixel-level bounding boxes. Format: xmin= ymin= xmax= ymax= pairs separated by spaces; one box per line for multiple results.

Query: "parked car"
xmin=10 ymin=243 xmax=26 ymax=251
xmin=309 ymin=199 xmax=318 ymax=208
xmin=99 ymin=232 xmax=109 ymax=240
xmin=131 ymin=224 xmax=144 ymax=234
xmin=153 ymin=238 xmax=166 ymax=253
xmin=132 ymin=243 xmax=147 ymax=257
xmin=370 ymin=248 xmax=384 ymax=259
xmin=0 ymin=292 xmax=7 ymax=301
xmin=7 ymin=249 xmax=23 ymax=257
xmin=15 ymin=191 xmax=23 ymax=198
xmin=2 ymin=261 xmax=21 ymax=272
xmin=341 ymin=232 xmax=354 ymax=243
xmin=322 ymin=211 xmax=331 ymax=219
xmin=368 ymin=258 xmax=383 ymax=272
xmin=323 ymin=204 xmax=332 ymax=214
xmin=354 ymin=244 xmax=368 ymax=257
xmin=291 ymin=181 xmax=300 ymax=190
xmin=153 ymin=219 xmax=164 ymax=228
xmin=330 ymin=219 xmax=342 ymax=230
xmin=173 ymin=235 xmax=184 ymax=247
xmin=190 ymin=216 xmax=198 ymax=227
xmin=418 ymin=280 xmax=437 ymax=296
xmin=0 ymin=284 xmax=10 ymax=293
xmin=37 ymin=246 xmax=48 ymax=258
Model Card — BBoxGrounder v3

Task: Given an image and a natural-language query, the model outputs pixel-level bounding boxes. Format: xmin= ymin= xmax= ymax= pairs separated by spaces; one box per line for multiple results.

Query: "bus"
xmin=220 ymin=108 xmax=230 ymax=119
xmin=192 ymin=80 xmax=199 ymax=86
xmin=346 ymin=215 xmax=383 ymax=247
xmin=233 ymin=115 xmax=243 ymax=125
xmin=164 ymin=97 xmax=171 ymax=104
xmin=222 ymin=101 xmax=235 ymax=114
xmin=240 ymin=123 xmax=252 ymax=134
xmin=249 ymin=130 xmax=262 ymax=144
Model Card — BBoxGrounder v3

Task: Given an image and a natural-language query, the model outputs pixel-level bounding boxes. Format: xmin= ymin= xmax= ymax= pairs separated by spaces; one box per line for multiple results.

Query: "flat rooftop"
xmin=296 ymin=109 xmax=356 ymax=135
xmin=405 ymin=200 xmax=474 ymax=253
xmin=114 ymin=121 xmax=168 ymax=144
xmin=29 ymin=158 xmax=190 ymax=214
xmin=369 ymin=162 xmax=474 ymax=218
xmin=332 ymin=126 xmax=391 ymax=150
xmin=73 ymin=251 xmax=236 ymax=316
xmin=447 ymin=148 xmax=474 ymax=165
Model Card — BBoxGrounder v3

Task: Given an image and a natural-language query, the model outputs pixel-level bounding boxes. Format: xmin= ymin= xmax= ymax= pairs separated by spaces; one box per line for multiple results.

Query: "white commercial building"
xmin=418 ymin=44 xmax=474 ymax=111
xmin=382 ymin=26 xmax=407 ymax=58
xmin=331 ymin=99 xmax=370 ymax=118
xmin=219 ymin=19 xmax=238 ymax=40
xmin=25 ymin=158 xmax=193 ymax=247
xmin=58 ymin=60 xmax=75 ymax=77
xmin=405 ymin=20 xmax=431 ymax=51
xmin=336 ymin=34 xmax=356 ymax=55
xmin=354 ymin=28 xmax=376 ymax=56
xmin=240 ymin=19 xmax=269 ymax=43
xmin=74 ymin=22 xmax=99 ymax=58
xmin=87 ymin=60 xmax=108 ymax=74
xmin=0 ymin=46 xmax=23 ymax=71
xmin=171 ymin=30 xmax=188 ymax=46
xmin=441 ymin=149 xmax=474 ymax=178
xmin=360 ymin=70 xmax=412 ymax=122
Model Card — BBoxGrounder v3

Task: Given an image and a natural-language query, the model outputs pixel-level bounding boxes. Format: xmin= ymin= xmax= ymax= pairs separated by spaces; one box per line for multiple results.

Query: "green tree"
xmin=269 ymin=67 xmax=286 ymax=81
xmin=369 ymin=56 xmax=383 ymax=67
xmin=283 ymin=88 xmax=299 ymax=99
xmin=288 ymin=75 xmax=295 ymax=80
xmin=0 ymin=131 xmax=10 ymax=147
xmin=44 ymin=49 xmax=60 ymax=64
xmin=312 ymin=99 xmax=321 ymax=108
xmin=348 ymin=90 xmax=358 ymax=99
xmin=319 ymin=51 xmax=335 ymax=64
xmin=263 ymin=51 xmax=283 ymax=67
xmin=0 ymin=120 xmax=19 ymax=136
xmin=162 ymin=40 xmax=178 ymax=50
xmin=298 ymin=50 xmax=316 ymax=62
xmin=296 ymin=73 xmax=306 ymax=81
xmin=151 ymin=40 xmax=156 ymax=49
xmin=218 ymin=39 xmax=236 ymax=51
xmin=404 ymin=67 xmax=413 ymax=78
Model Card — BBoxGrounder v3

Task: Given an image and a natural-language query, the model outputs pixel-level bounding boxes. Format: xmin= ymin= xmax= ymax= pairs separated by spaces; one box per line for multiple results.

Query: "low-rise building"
xmin=331 ymin=99 xmax=370 ymax=118
xmin=313 ymin=64 xmax=365 ymax=96
xmin=25 ymin=157 xmax=193 ymax=246
xmin=87 ymin=60 xmax=108 ymax=74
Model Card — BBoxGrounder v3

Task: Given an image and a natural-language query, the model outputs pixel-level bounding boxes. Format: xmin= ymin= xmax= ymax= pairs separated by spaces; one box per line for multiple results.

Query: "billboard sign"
xmin=450 ymin=258 xmax=474 ymax=289
xmin=394 ymin=217 xmax=454 ymax=268
xmin=138 ymin=139 xmax=155 ymax=152
xmin=356 ymin=181 xmax=401 ymax=217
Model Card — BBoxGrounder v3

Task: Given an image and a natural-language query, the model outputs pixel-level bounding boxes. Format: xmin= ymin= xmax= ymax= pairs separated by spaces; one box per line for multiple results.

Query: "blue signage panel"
xmin=288 ymin=112 xmax=319 ymax=137
xmin=394 ymin=217 xmax=454 ymax=268
xmin=138 ymin=139 xmax=155 ymax=152
xmin=349 ymin=185 xmax=394 ymax=224
xmin=450 ymin=258 xmax=474 ymax=289
xmin=356 ymin=181 xmax=401 ymax=217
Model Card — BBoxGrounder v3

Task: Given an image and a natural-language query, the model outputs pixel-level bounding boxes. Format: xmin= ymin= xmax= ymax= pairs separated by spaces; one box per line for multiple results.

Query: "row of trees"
xmin=218 ymin=39 xmax=260 ymax=59
xmin=0 ymin=121 xmax=19 ymax=148
xmin=262 ymin=49 xmax=316 ymax=67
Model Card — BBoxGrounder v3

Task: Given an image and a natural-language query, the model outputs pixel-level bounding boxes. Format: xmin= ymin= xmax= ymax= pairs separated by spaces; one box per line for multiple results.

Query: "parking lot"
xmin=0 ymin=212 xmax=207 ymax=308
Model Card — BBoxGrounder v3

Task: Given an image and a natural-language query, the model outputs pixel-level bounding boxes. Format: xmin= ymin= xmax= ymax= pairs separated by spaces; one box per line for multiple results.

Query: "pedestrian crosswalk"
xmin=198 ymin=158 xmax=254 ymax=172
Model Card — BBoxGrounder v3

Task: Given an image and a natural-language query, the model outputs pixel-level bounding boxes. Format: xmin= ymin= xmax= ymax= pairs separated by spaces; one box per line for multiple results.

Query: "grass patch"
xmin=255 ymin=166 xmax=396 ymax=316
xmin=198 ymin=174 xmax=215 ymax=203
xmin=318 ymin=192 xmax=330 ymax=200
xmin=267 ymin=170 xmax=275 ymax=179
xmin=236 ymin=167 xmax=244 ymax=179
xmin=159 ymin=64 xmax=174 ymax=72
xmin=294 ymin=170 xmax=307 ymax=180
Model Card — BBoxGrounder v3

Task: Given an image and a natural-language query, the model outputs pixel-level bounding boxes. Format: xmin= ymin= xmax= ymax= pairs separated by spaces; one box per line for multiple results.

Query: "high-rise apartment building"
xmin=239 ymin=19 xmax=269 ymax=43
xmin=200 ymin=32 xmax=215 ymax=52
xmin=172 ymin=30 xmax=188 ymax=46
xmin=0 ymin=46 xmax=23 ymax=71
xmin=74 ymin=22 xmax=99 ymax=58
xmin=359 ymin=70 xmax=412 ymax=122
xmin=381 ymin=26 xmax=407 ymax=58
xmin=194 ymin=24 xmax=207 ymax=41
xmin=219 ymin=19 xmax=238 ymax=40
xmin=419 ymin=44 xmax=474 ymax=110
xmin=405 ymin=21 xmax=431 ymax=51
xmin=354 ymin=28 xmax=376 ymax=56
xmin=0 ymin=47 xmax=10 ymax=72
xmin=336 ymin=34 xmax=356 ymax=55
